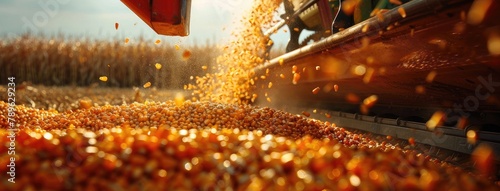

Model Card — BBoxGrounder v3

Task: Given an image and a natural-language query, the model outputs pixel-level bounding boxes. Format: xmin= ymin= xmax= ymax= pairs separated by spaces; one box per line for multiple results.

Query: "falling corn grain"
xmin=267 ymin=39 xmax=273 ymax=46
xmin=183 ymin=50 xmax=192 ymax=60
xmin=346 ymin=93 xmax=360 ymax=103
xmin=124 ymin=38 xmax=130 ymax=44
xmin=466 ymin=130 xmax=478 ymax=145
xmin=266 ymin=97 xmax=272 ymax=102
xmin=426 ymin=111 xmax=445 ymax=130
xmin=155 ymin=39 xmax=161 ymax=44
xmin=268 ymin=82 xmax=273 ymax=89
xmin=398 ymin=7 xmax=407 ymax=18
xmin=487 ymin=32 xmax=500 ymax=56
xmin=342 ymin=0 xmax=357 ymax=15
xmin=292 ymin=65 xmax=298 ymax=73
xmin=426 ymin=70 xmax=437 ymax=83
xmin=334 ymin=84 xmax=339 ymax=92
xmin=293 ymin=73 xmax=301 ymax=85
xmin=386 ymin=25 xmax=394 ymax=31
xmin=376 ymin=11 xmax=384 ymax=22
xmin=390 ymin=0 xmax=403 ymax=5
xmin=175 ymin=44 xmax=180 ymax=50
xmin=325 ymin=113 xmax=331 ymax=118
xmin=362 ymin=24 xmax=369 ymax=33
xmin=415 ymin=85 xmax=426 ymax=94
xmin=99 ymin=76 xmax=108 ymax=82
xmin=316 ymin=66 xmax=320 ymax=70
xmin=354 ymin=65 xmax=367 ymax=76
xmin=467 ymin=0 xmax=493 ymax=25
xmin=280 ymin=74 xmax=285 ymax=79
xmin=115 ymin=22 xmax=119 ymax=30
xmin=251 ymin=94 xmax=258 ymax=102
xmin=323 ymin=83 xmax=333 ymax=92
xmin=363 ymin=67 xmax=375 ymax=84
xmin=202 ymin=66 xmax=208 ymax=70
xmin=279 ymin=58 xmax=284 ymax=65
xmin=143 ymin=82 xmax=152 ymax=88
xmin=362 ymin=95 xmax=378 ymax=108
xmin=155 ymin=63 xmax=162 ymax=70
xmin=312 ymin=87 xmax=321 ymax=95
xmin=472 ymin=144 xmax=495 ymax=176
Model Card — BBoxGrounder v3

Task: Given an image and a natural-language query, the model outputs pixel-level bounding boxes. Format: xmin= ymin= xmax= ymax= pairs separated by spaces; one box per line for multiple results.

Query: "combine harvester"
xmin=254 ymin=0 xmax=500 ymax=162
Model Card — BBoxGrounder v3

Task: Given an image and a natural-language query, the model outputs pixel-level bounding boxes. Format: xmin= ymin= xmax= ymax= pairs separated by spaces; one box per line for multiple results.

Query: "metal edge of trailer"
xmin=288 ymin=107 xmax=500 ymax=161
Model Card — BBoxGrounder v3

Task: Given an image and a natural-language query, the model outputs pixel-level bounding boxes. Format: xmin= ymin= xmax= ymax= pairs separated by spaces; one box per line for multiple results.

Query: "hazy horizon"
xmin=0 ymin=0 xmax=291 ymax=46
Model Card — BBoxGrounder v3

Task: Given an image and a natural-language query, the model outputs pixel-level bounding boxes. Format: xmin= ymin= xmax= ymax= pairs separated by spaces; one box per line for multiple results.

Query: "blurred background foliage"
xmin=0 ymin=33 xmax=220 ymax=89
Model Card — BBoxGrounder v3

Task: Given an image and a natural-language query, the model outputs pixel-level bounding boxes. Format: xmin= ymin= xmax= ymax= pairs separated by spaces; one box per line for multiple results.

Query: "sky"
xmin=0 ymin=0 xmax=289 ymax=46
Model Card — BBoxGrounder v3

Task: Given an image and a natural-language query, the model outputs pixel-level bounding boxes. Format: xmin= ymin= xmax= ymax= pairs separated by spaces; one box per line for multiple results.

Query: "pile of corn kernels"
xmin=0 ymin=100 xmax=499 ymax=190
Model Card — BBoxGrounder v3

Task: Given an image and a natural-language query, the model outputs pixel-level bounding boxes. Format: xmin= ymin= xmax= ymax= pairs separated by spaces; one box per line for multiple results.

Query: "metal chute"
xmin=121 ymin=0 xmax=191 ymax=36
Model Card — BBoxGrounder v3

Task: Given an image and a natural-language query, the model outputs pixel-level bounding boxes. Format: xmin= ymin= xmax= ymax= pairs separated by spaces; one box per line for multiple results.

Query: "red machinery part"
xmin=121 ymin=0 xmax=191 ymax=36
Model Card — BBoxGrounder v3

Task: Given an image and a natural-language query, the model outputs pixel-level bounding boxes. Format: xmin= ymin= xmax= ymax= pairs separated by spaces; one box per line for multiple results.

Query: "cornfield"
xmin=0 ymin=34 xmax=219 ymax=89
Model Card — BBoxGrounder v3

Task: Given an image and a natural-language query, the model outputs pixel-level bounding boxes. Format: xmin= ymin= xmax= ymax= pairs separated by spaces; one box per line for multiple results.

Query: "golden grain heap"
xmin=1 ymin=101 xmax=499 ymax=190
